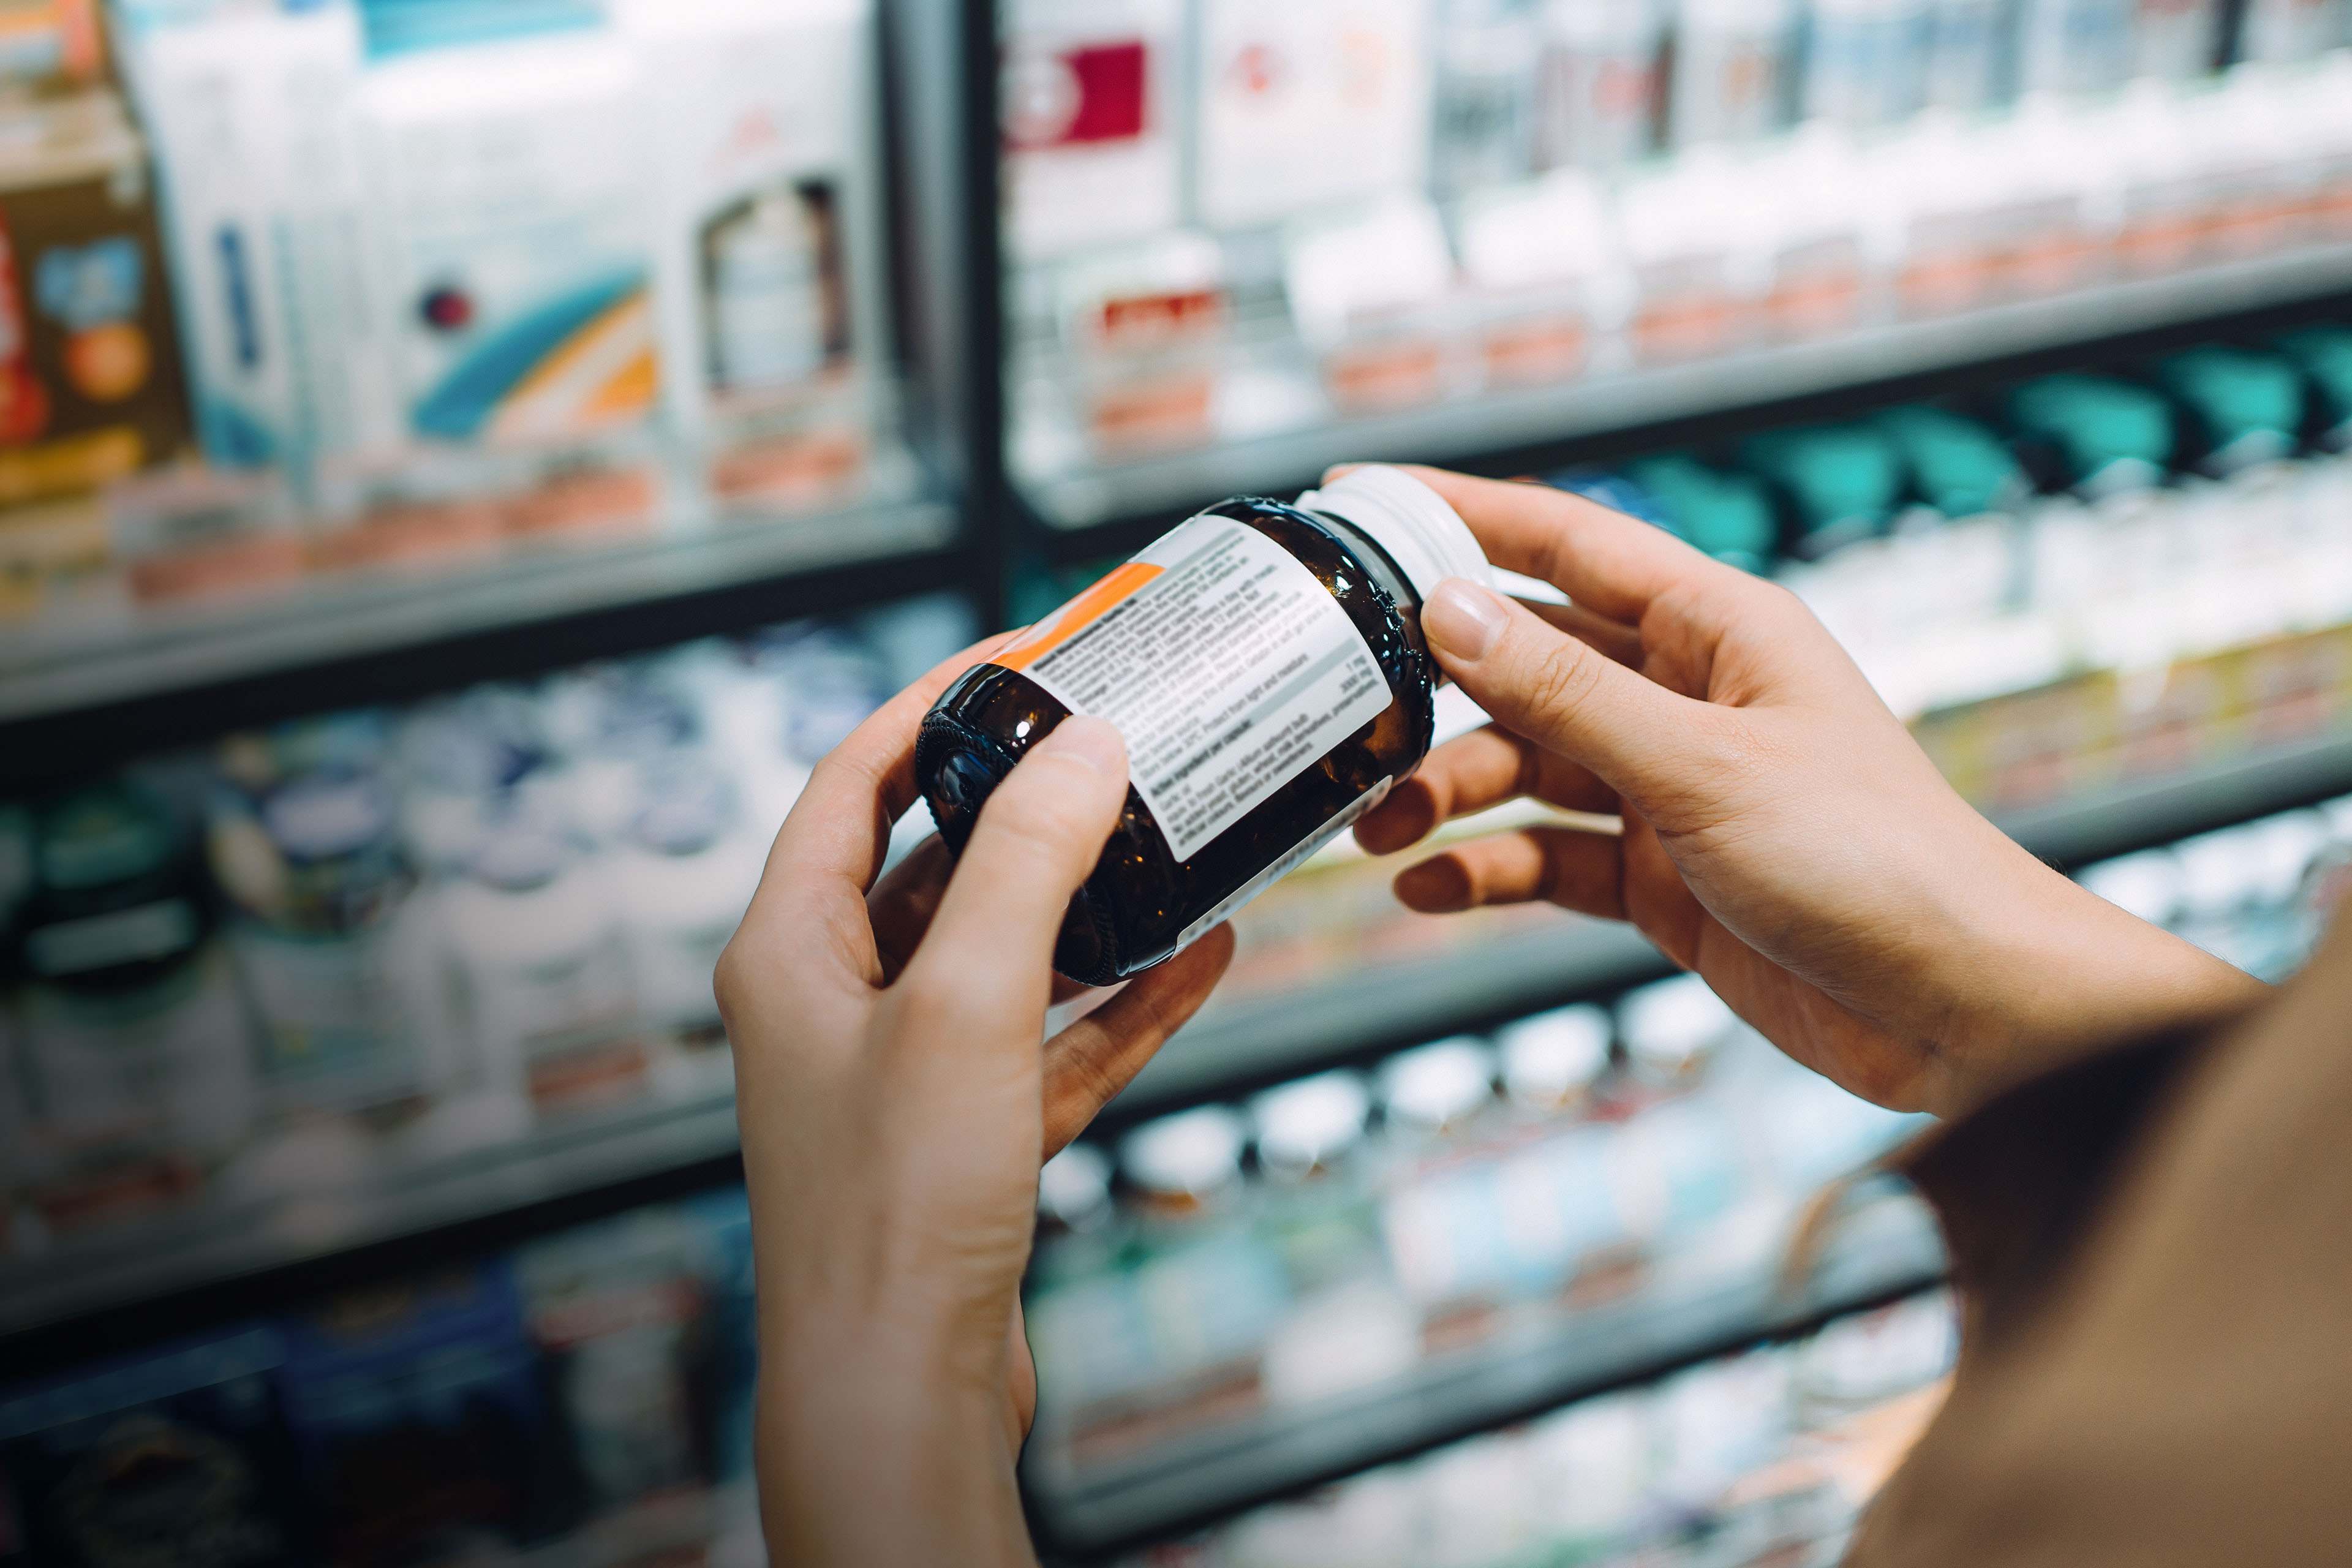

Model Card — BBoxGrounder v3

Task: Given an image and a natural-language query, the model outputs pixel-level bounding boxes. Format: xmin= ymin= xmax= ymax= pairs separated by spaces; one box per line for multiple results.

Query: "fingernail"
xmin=1422 ymin=577 xmax=1508 ymax=661
xmin=1321 ymin=461 xmax=1366 ymax=483
xmin=1038 ymin=714 xmax=1126 ymax=777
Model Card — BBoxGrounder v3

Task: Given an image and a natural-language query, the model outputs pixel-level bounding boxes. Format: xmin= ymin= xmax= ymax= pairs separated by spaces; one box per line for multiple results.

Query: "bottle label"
xmin=996 ymin=516 xmax=1394 ymax=861
xmin=1175 ymin=775 xmax=1390 ymax=954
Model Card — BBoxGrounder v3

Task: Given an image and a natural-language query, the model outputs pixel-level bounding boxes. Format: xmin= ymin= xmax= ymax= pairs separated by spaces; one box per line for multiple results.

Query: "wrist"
xmin=1932 ymin=839 xmax=2268 ymax=1115
xmin=763 ymin=1311 xmax=1031 ymax=1567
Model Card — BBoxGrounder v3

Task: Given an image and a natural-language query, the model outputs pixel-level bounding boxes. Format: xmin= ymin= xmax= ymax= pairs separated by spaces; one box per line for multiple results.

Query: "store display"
xmin=0 ymin=590 xmax=971 ymax=1258
xmin=918 ymin=466 xmax=1486 ymax=984
xmin=1005 ymin=3 xmax=2352 ymax=517
xmin=0 ymin=1182 xmax=775 ymax=1568
xmin=0 ymin=0 xmax=920 ymax=679
xmin=1023 ymin=972 xmax=1936 ymax=1484
xmin=12 ymin=7 xmax=2352 ymax=1566
xmin=1141 ymin=1289 xmax=1958 ymax=1568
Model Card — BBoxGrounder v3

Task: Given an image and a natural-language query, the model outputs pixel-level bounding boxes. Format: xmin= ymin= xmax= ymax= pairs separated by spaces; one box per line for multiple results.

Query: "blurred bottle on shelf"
xmin=2238 ymin=0 xmax=2350 ymax=60
xmin=1668 ymin=0 xmax=1798 ymax=147
xmin=2015 ymin=0 xmax=2135 ymax=96
xmin=1922 ymin=0 xmax=2010 ymax=108
xmin=515 ymin=1208 xmax=709 ymax=1533
xmin=606 ymin=750 xmax=759 ymax=1049
xmin=1058 ymin=232 xmax=1230 ymax=458
xmin=1193 ymin=0 xmax=1433 ymax=230
xmin=1430 ymin=0 xmax=1541 ymax=200
xmin=1801 ymin=0 xmax=1931 ymax=129
xmin=8 ymin=774 xmax=256 ymax=1232
xmin=1535 ymin=0 xmax=1664 ymax=172
xmin=1283 ymin=195 xmax=1457 ymax=415
xmin=207 ymin=714 xmax=450 ymax=1123
xmin=437 ymin=807 xmax=645 ymax=1116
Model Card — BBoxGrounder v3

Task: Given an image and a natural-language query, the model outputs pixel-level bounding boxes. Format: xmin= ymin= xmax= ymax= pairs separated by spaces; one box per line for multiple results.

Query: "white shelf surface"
xmin=0 ymin=497 xmax=958 ymax=724
xmin=1021 ymin=246 xmax=2352 ymax=532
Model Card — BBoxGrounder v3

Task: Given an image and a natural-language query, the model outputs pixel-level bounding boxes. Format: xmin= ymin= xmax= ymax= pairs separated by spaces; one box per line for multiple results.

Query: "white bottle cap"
xmin=1250 ymin=1071 xmax=1371 ymax=1174
xmin=1038 ymin=1143 xmax=1112 ymax=1227
xmin=1379 ymin=1036 xmax=1496 ymax=1131
xmin=1121 ymin=1105 xmax=1246 ymax=1197
xmin=1295 ymin=465 xmax=1494 ymax=603
xmin=1498 ymin=1003 xmax=1612 ymax=1104
xmin=1617 ymin=973 xmax=1735 ymax=1076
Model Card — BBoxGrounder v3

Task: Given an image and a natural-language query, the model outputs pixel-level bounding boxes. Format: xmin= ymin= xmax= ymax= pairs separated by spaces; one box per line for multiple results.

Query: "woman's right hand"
xmin=1352 ymin=466 xmax=2268 ymax=1118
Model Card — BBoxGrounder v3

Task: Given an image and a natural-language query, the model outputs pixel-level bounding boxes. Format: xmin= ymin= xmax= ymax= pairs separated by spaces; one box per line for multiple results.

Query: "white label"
xmin=1175 ymin=777 xmax=1389 ymax=952
xmin=998 ymin=516 xmax=1394 ymax=862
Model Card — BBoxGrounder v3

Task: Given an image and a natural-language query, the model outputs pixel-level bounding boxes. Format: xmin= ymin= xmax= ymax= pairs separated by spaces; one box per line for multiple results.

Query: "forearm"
xmin=761 ymin=1317 xmax=1037 ymax=1568
xmin=1933 ymin=847 xmax=2271 ymax=1116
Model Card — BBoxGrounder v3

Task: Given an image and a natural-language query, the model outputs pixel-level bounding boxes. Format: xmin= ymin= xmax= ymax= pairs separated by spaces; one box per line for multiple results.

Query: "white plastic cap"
xmin=2078 ymin=848 xmax=2183 ymax=927
xmin=1618 ymin=974 xmax=1736 ymax=1076
xmin=1038 ymin=1143 xmax=1112 ymax=1227
xmin=1379 ymin=1037 xmax=1497 ymax=1131
xmin=1251 ymin=1071 xmax=1372 ymax=1174
xmin=1121 ymin=1106 xmax=1246 ymax=1197
xmin=1296 ymin=465 xmax=1494 ymax=603
xmin=1498 ymin=1004 xmax=1612 ymax=1104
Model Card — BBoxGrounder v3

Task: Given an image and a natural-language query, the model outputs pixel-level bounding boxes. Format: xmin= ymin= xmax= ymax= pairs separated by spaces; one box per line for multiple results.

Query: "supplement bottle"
xmin=917 ymin=465 xmax=1488 ymax=985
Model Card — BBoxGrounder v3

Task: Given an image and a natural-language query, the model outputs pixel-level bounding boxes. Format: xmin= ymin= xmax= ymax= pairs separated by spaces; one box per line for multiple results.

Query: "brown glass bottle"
xmin=916 ymin=466 xmax=1490 ymax=985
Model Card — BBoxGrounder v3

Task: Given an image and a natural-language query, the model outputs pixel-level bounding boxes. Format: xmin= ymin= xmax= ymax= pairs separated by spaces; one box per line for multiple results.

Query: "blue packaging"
xmin=0 ymin=1325 xmax=306 ymax=1568
xmin=274 ymin=1260 xmax=576 ymax=1564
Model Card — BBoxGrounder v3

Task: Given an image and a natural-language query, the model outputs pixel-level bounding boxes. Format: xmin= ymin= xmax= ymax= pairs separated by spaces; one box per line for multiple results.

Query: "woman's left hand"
xmin=718 ymin=643 xmax=1233 ymax=1568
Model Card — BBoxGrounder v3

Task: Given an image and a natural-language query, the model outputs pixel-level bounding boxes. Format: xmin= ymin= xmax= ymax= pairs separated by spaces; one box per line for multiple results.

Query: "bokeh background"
xmin=3 ymin=1 xmax=2350 ymax=1564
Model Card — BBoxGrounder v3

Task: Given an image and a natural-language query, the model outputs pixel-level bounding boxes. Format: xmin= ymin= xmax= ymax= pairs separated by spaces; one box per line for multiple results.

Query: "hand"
xmin=1351 ymin=466 xmax=2267 ymax=1118
xmin=717 ymin=644 xmax=1234 ymax=1568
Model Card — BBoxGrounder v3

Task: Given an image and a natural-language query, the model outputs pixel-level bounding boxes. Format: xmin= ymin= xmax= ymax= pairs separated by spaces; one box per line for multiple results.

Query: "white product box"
xmin=1195 ymin=0 xmax=1433 ymax=231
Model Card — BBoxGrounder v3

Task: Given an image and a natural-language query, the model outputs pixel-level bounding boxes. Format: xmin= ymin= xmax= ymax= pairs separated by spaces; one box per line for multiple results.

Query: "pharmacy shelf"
xmin=1016 ymin=247 xmax=2352 ymax=535
xmin=1113 ymin=723 xmax=2352 ymax=1123
xmin=1121 ymin=916 xmax=1672 ymax=1117
xmin=0 ymin=1076 xmax=744 ymax=1350
xmin=0 ymin=496 xmax=959 ymax=729
xmin=7 ymin=719 xmax=2340 ymax=1360
xmin=1023 ymin=1185 xmax=1947 ymax=1557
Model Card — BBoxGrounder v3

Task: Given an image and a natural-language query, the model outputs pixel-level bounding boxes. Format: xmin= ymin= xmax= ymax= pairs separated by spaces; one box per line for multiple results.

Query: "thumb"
xmin=1420 ymin=576 xmax=1713 ymax=802
xmin=897 ymin=714 xmax=1131 ymax=1033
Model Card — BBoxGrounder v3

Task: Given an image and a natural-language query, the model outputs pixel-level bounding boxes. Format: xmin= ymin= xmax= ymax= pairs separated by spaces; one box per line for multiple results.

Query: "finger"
xmin=1419 ymin=577 xmax=1733 ymax=809
xmin=897 ymin=715 xmax=1131 ymax=1034
xmin=729 ymin=631 xmax=1022 ymax=1009
xmin=1518 ymin=596 xmax=1646 ymax=667
xmin=1338 ymin=464 xmax=1746 ymax=624
xmin=867 ymin=835 xmax=952 ymax=984
xmin=1355 ymin=725 xmax=1616 ymax=855
xmin=1393 ymin=825 xmax=1627 ymax=920
xmin=764 ymin=628 xmax=1022 ymax=898
xmin=1039 ymin=923 xmax=1236 ymax=1158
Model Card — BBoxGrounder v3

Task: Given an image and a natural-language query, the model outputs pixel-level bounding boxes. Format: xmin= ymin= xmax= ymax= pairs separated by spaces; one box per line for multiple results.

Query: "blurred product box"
xmin=1193 ymin=0 xmax=1431 ymax=231
xmin=276 ymin=1263 xmax=573 ymax=1566
xmin=0 ymin=88 xmax=189 ymax=516
xmin=1003 ymin=0 xmax=1185 ymax=260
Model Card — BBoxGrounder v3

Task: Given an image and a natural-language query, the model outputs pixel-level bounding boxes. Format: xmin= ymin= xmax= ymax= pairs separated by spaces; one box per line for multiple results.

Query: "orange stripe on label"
xmin=993 ymin=560 xmax=1164 ymax=673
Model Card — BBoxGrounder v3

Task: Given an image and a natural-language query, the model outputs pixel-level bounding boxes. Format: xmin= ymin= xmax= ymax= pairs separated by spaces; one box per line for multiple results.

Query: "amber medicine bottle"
xmin=916 ymin=466 xmax=1491 ymax=985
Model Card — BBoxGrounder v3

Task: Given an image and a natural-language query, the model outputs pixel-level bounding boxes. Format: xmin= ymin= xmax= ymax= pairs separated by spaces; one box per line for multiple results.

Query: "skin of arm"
xmin=717 ymin=646 xmax=1232 ymax=1568
xmin=1352 ymin=465 xmax=2269 ymax=1118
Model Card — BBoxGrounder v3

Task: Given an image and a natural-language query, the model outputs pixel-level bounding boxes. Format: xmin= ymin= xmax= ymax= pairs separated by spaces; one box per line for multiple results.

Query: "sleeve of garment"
xmin=1845 ymin=920 xmax=2352 ymax=1568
